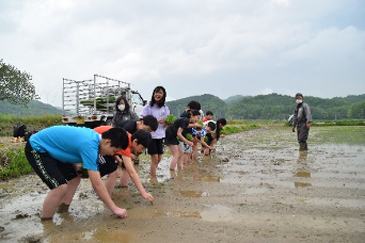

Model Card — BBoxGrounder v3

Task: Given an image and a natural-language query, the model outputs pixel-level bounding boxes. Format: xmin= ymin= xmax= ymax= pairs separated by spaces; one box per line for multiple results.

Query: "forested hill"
xmin=167 ymin=94 xmax=229 ymax=118
xmin=1 ymin=93 xmax=364 ymax=120
xmin=0 ymin=100 xmax=62 ymax=116
xmin=166 ymin=93 xmax=365 ymax=120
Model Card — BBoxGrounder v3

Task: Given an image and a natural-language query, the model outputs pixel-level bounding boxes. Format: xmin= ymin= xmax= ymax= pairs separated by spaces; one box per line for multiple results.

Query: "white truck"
xmin=62 ymin=74 xmax=146 ymax=127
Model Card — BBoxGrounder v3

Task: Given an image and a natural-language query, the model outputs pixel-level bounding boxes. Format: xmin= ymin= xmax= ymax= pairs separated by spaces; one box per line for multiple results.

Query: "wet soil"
xmin=0 ymin=126 xmax=365 ymax=243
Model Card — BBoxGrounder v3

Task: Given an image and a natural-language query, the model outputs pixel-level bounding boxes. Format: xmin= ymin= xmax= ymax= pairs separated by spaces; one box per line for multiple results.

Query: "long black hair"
xmin=115 ymin=96 xmax=130 ymax=112
xmin=149 ymin=86 xmax=167 ymax=108
xmin=215 ymin=118 xmax=227 ymax=141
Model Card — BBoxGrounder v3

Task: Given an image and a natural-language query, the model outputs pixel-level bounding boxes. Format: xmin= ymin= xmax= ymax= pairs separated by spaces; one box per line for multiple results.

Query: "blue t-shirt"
xmin=29 ymin=125 xmax=100 ymax=171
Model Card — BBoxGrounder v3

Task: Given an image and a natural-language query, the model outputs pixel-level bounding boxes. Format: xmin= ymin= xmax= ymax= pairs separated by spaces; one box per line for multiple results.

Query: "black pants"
xmin=24 ymin=141 xmax=78 ymax=189
xmin=297 ymin=123 xmax=309 ymax=149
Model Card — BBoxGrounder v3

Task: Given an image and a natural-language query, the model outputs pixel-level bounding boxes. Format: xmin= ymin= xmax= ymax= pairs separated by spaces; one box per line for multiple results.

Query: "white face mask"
xmin=296 ymin=99 xmax=303 ymax=104
xmin=118 ymin=104 xmax=125 ymax=111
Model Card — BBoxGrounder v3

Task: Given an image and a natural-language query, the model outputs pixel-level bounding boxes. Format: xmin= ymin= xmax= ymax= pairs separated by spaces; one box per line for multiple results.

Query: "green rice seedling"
xmin=185 ymin=133 xmax=193 ymax=141
xmin=165 ymin=114 xmax=176 ymax=125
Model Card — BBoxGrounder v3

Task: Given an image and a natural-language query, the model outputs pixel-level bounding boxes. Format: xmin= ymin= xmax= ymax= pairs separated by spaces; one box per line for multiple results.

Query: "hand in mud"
xmin=292 ymin=127 xmax=295 ymax=132
xmin=112 ymin=207 xmax=128 ymax=218
xmin=142 ymin=192 xmax=154 ymax=205
xmin=131 ymin=154 xmax=139 ymax=163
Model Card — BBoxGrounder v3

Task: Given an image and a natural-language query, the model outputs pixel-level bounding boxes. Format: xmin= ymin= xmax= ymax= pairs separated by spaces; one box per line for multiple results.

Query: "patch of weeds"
xmin=221 ymin=124 xmax=260 ymax=135
xmin=0 ymin=147 xmax=33 ymax=180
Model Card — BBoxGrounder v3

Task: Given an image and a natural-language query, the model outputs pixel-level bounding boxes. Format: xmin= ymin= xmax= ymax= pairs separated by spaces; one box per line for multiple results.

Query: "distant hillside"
xmin=167 ymin=93 xmax=365 ymax=120
xmin=226 ymin=93 xmax=365 ymax=120
xmin=166 ymin=94 xmax=228 ymax=118
xmin=1 ymin=93 xmax=364 ymax=120
xmin=224 ymin=95 xmax=245 ymax=105
xmin=0 ymin=100 xmax=62 ymax=116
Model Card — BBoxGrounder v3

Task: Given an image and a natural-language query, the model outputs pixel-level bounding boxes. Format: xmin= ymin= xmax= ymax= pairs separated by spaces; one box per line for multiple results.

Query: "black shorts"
xmin=147 ymin=138 xmax=164 ymax=155
xmin=25 ymin=141 xmax=78 ymax=190
xmin=206 ymin=133 xmax=214 ymax=145
xmin=165 ymin=128 xmax=179 ymax=145
xmin=98 ymin=155 xmax=118 ymax=177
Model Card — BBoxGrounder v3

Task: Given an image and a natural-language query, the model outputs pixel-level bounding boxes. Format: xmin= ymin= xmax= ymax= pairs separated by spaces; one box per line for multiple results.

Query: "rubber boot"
xmin=299 ymin=142 xmax=306 ymax=151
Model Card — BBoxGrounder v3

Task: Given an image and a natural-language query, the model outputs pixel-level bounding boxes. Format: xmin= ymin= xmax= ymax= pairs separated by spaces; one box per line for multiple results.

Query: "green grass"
xmin=0 ymin=148 xmax=33 ymax=180
xmin=284 ymin=119 xmax=365 ymax=127
xmin=311 ymin=126 xmax=365 ymax=145
xmin=312 ymin=120 xmax=365 ymax=126
xmin=221 ymin=123 xmax=260 ymax=135
xmin=0 ymin=113 xmax=13 ymax=121
xmin=0 ymin=114 xmax=62 ymax=136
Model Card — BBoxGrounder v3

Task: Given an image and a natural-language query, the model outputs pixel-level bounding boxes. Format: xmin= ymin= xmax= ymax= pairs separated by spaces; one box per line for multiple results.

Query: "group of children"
xmin=24 ymin=85 xmax=227 ymax=221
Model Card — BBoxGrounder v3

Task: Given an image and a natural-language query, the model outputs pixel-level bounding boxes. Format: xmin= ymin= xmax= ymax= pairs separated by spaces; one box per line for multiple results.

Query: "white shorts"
xmin=179 ymin=141 xmax=192 ymax=153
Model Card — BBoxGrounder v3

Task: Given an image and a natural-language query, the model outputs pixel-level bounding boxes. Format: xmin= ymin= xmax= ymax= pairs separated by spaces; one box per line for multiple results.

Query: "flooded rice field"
xmin=0 ymin=126 xmax=364 ymax=242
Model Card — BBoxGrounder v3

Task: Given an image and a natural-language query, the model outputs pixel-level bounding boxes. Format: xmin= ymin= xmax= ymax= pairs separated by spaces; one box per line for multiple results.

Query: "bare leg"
xmin=120 ymin=169 xmax=130 ymax=188
xmin=204 ymin=147 xmax=210 ymax=156
xmin=105 ymin=170 xmax=118 ymax=195
xmin=150 ymin=154 xmax=160 ymax=176
xmin=169 ymin=145 xmax=183 ymax=171
xmin=182 ymin=153 xmax=190 ymax=165
xmin=191 ymin=145 xmax=198 ymax=161
xmin=42 ymin=184 xmax=68 ymax=219
xmin=60 ymin=176 xmax=81 ymax=206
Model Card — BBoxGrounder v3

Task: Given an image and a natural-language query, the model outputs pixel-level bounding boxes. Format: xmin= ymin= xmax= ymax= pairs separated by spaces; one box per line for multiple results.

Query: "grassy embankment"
xmin=0 ymin=114 xmax=62 ymax=180
xmin=0 ymin=113 xmax=364 ymax=180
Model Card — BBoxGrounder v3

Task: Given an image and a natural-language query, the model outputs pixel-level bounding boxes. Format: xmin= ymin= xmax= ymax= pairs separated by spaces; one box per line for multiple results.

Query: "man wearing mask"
xmin=292 ymin=93 xmax=312 ymax=151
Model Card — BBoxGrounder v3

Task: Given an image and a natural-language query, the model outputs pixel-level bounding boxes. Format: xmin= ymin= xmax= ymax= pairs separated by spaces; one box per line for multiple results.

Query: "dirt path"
xmin=1 ymin=126 xmax=365 ymax=243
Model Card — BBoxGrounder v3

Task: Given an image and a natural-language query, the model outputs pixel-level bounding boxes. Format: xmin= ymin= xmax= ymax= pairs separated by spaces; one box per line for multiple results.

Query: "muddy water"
xmin=1 ymin=126 xmax=365 ymax=243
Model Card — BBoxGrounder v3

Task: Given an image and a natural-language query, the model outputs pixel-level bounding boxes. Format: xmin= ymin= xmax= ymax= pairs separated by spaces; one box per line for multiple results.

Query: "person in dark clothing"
xmin=116 ymin=115 xmax=158 ymax=134
xmin=180 ymin=100 xmax=202 ymax=162
xmin=292 ymin=93 xmax=312 ymax=151
xmin=165 ymin=110 xmax=201 ymax=171
xmin=112 ymin=96 xmax=139 ymax=127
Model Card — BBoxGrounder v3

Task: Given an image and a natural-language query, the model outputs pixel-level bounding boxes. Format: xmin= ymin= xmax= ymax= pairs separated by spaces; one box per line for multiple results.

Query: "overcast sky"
xmin=1 ymin=0 xmax=364 ymax=107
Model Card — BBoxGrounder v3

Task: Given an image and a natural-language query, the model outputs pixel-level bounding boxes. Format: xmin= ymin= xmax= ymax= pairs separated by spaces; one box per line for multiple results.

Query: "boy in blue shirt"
xmin=25 ymin=125 xmax=129 ymax=220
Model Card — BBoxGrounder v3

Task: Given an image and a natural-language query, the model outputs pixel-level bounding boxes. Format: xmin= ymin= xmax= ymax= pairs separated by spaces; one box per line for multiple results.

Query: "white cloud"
xmin=1 ymin=0 xmax=364 ymax=106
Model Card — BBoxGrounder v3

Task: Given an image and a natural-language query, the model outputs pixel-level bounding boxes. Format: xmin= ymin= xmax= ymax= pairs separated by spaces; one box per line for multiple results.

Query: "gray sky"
xmin=1 ymin=0 xmax=364 ymax=107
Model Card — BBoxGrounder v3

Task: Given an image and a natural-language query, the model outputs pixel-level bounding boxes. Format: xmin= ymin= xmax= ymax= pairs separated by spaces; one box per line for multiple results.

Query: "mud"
xmin=0 ymin=126 xmax=365 ymax=243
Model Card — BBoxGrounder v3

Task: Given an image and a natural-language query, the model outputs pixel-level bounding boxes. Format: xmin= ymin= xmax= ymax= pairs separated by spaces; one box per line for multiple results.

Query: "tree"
xmin=347 ymin=101 xmax=365 ymax=119
xmin=0 ymin=59 xmax=38 ymax=105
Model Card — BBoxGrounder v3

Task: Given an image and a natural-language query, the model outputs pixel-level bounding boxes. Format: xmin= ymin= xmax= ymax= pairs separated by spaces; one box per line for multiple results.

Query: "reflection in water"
xmin=93 ymin=228 xmax=132 ymax=243
xmin=175 ymin=190 xmax=202 ymax=198
xmin=165 ymin=210 xmax=201 ymax=219
xmin=200 ymin=204 xmax=233 ymax=222
xmin=294 ymin=151 xmax=312 ymax=188
xmin=294 ymin=182 xmax=311 ymax=188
